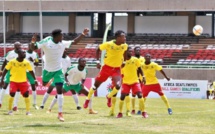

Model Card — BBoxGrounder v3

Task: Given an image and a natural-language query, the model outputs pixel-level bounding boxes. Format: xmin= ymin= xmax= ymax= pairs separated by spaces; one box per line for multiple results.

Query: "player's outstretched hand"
xmin=31 ymin=33 xmax=38 ymax=43
xmin=96 ymin=63 xmax=101 ymax=69
xmin=82 ymin=28 xmax=89 ymax=36
xmin=28 ymin=57 xmax=34 ymax=62
xmin=166 ymin=77 xmax=170 ymax=81
xmin=142 ymin=77 xmax=146 ymax=84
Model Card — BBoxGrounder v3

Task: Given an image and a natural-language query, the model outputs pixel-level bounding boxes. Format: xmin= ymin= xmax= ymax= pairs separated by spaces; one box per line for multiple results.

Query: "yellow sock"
xmin=108 ymin=87 xmax=118 ymax=98
xmin=119 ymin=100 xmax=124 ymax=113
xmin=87 ymin=87 xmax=95 ymax=100
xmin=125 ymin=96 xmax=130 ymax=111
xmin=131 ymin=97 xmax=135 ymax=110
xmin=139 ymin=98 xmax=145 ymax=112
xmin=161 ymin=95 xmax=171 ymax=108
xmin=24 ymin=97 xmax=30 ymax=112
xmin=111 ymin=97 xmax=117 ymax=112
xmin=8 ymin=97 xmax=14 ymax=111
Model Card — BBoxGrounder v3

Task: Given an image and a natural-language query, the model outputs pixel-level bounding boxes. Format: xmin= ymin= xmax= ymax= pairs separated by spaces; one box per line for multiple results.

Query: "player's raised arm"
xmin=95 ymin=44 xmax=102 ymax=69
xmin=72 ymin=28 xmax=89 ymax=45
xmin=30 ymin=33 xmax=38 ymax=50
xmin=160 ymin=70 xmax=170 ymax=81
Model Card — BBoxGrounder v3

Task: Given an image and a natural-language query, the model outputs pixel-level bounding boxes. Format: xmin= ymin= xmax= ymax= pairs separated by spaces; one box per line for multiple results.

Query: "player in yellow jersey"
xmin=0 ymin=49 xmax=37 ymax=115
xmin=83 ymin=30 xmax=128 ymax=109
xmin=208 ymin=80 xmax=215 ymax=99
xmin=141 ymin=53 xmax=172 ymax=115
xmin=117 ymin=47 xmax=148 ymax=118
xmin=132 ymin=46 xmax=145 ymax=115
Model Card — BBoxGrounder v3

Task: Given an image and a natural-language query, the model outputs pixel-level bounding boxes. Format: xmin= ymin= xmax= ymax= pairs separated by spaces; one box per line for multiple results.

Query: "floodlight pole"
xmin=3 ymin=0 xmax=6 ymax=56
xmin=39 ymin=0 xmax=44 ymax=69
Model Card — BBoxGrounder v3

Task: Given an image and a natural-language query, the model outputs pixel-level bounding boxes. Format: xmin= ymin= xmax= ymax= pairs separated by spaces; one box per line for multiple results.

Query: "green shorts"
xmin=63 ymin=82 xmax=82 ymax=93
xmin=4 ymin=71 xmax=10 ymax=84
xmin=42 ymin=69 xmax=64 ymax=84
xmin=27 ymin=72 xmax=35 ymax=84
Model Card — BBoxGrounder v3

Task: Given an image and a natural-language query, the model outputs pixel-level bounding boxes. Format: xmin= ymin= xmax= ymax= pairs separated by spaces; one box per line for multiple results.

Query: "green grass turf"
xmin=0 ymin=95 xmax=214 ymax=134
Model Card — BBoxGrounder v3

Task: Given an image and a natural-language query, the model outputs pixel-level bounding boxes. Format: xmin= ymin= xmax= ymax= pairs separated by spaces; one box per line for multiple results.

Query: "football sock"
xmin=24 ymin=97 xmax=30 ymax=112
xmin=119 ymin=100 xmax=124 ymax=113
xmin=161 ymin=95 xmax=171 ymax=108
xmin=125 ymin=96 xmax=130 ymax=111
xmin=131 ymin=97 xmax=135 ymax=110
xmin=13 ymin=91 xmax=20 ymax=107
xmin=111 ymin=97 xmax=117 ymax=112
xmin=72 ymin=94 xmax=79 ymax=107
xmin=107 ymin=87 xmax=118 ymax=98
xmin=57 ymin=94 xmax=64 ymax=112
xmin=8 ymin=97 xmax=14 ymax=111
xmin=41 ymin=92 xmax=50 ymax=106
xmin=87 ymin=88 xmax=95 ymax=100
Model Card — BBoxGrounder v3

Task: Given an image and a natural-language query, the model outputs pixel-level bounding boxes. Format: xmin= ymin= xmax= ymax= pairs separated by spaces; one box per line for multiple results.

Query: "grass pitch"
xmin=0 ymin=95 xmax=214 ymax=134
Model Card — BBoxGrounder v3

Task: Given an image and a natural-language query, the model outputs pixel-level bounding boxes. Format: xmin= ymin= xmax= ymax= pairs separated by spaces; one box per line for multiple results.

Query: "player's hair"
xmin=16 ymin=48 xmax=24 ymax=54
xmin=114 ymin=30 xmax=125 ymax=38
xmin=145 ymin=53 xmax=151 ymax=57
xmin=134 ymin=46 xmax=140 ymax=51
xmin=78 ymin=58 xmax=85 ymax=63
xmin=127 ymin=46 xmax=132 ymax=50
xmin=52 ymin=29 xmax=62 ymax=38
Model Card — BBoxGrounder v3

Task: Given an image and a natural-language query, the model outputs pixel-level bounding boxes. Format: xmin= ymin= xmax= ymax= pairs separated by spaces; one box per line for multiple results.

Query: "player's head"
xmin=127 ymin=47 xmax=133 ymax=57
xmin=14 ymin=42 xmax=22 ymax=52
xmin=114 ymin=30 xmax=126 ymax=44
xmin=52 ymin=29 xmax=63 ymax=42
xmin=134 ymin=46 xmax=141 ymax=56
xmin=78 ymin=58 xmax=86 ymax=68
xmin=17 ymin=49 xmax=26 ymax=59
xmin=144 ymin=53 xmax=151 ymax=62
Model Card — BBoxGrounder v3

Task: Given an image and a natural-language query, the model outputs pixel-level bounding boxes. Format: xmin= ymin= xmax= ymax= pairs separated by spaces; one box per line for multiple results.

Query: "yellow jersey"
xmin=99 ymin=40 xmax=128 ymax=67
xmin=213 ymin=82 xmax=215 ymax=89
xmin=121 ymin=57 xmax=141 ymax=85
xmin=141 ymin=62 xmax=162 ymax=85
xmin=5 ymin=59 xmax=33 ymax=82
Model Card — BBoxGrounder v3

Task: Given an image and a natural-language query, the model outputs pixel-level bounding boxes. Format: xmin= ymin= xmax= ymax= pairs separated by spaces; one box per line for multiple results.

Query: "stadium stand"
xmin=0 ymin=33 xmax=214 ymax=65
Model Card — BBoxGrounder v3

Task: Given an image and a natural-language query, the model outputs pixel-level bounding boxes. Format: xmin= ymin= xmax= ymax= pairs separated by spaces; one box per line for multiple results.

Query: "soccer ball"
xmin=193 ymin=25 xmax=203 ymax=36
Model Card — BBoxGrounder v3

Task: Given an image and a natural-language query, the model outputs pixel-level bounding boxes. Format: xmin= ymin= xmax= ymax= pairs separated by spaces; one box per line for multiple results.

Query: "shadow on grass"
xmin=24 ymin=124 xmax=70 ymax=128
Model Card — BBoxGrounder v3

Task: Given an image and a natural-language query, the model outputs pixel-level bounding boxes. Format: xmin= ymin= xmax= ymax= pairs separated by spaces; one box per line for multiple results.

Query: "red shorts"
xmin=121 ymin=83 xmax=141 ymax=95
xmin=10 ymin=81 xmax=29 ymax=95
xmin=96 ymin=65 xmax=121 ymax=82
xmin=142 ymin=83 xmax=164 ymax=97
